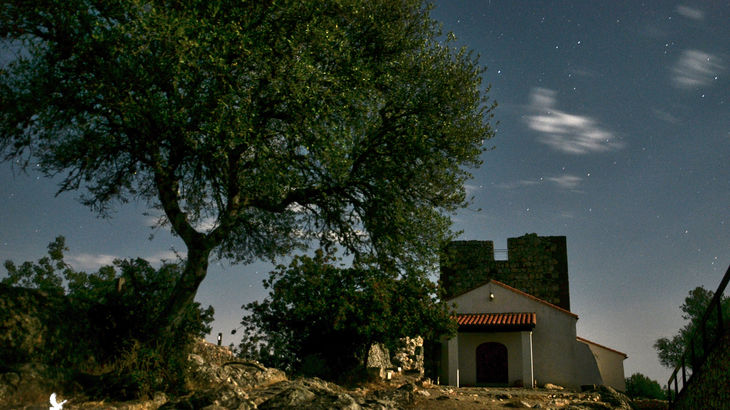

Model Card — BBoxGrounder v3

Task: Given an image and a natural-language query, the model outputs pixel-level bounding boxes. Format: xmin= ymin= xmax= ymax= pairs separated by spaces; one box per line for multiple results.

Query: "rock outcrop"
xmin=366 ymin=344 xmax=391 ymax=379
xmin=187 ymin=341 xmax=287 ymax=391
xmin=411 ymin=384 xmax=641 ymax=409
xmin=164 ymin=341 xmax=406 ymax=410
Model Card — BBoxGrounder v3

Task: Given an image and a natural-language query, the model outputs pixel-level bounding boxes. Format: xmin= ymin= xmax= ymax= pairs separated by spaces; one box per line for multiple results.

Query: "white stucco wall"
xmin=444 ymin=281 xmax=616 ymax=389
xmin=450 ymin=282 xmax=581 ymax=387
xmin=440 ymin=330 xmax=533 ymax=387
xmin=578 ymin=338 xmax=627 ymax=391
xmin=530 ymin=302 xmax=581 ymax=387
xmin=573 ymin=339 xmax=604 ymax=387
xmin=456 ymin=332 xmax=523 ymax=386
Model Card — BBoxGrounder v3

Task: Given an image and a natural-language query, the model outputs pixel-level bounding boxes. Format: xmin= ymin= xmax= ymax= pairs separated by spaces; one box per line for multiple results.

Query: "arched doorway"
xmin=476 ymin=342 xmax=508 ymax=385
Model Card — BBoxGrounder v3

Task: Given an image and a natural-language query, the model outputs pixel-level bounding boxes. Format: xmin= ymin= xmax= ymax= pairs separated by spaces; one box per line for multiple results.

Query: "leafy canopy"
xmin=236 ymin=251 xmax=456 ymax=380
xmin=654 ymin=286 xmax=730 ymax=370
xmin=624 ymin=373 xmax=665 ymax=400
xmin=0 ymin=0 xmax=494 ymax=330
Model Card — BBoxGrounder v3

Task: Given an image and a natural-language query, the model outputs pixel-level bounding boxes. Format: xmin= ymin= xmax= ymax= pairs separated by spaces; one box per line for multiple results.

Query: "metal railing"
xmin=667 ymin=264 xmax=730 ymax=406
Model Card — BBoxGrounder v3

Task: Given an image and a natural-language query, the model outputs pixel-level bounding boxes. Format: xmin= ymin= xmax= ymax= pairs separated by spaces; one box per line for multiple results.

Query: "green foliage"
xmin=625 ymin=373 xmax=665 ymax=400
xmin=0 ymin=0 xmax=495 ymax=332
xmin=3 ymin=236 xmax=74 ymax=294
xmin=236 ymin=251 xmax=456 ymax=380
xmin=1 ymin=236 xmax=214 ymax=399
xmin=654 ymin=286 xmax=730 ymax=370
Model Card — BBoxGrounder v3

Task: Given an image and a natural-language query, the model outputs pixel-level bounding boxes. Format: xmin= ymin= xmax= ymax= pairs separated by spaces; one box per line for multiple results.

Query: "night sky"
xmin=1 ymin=1 xmax=728 ymax=386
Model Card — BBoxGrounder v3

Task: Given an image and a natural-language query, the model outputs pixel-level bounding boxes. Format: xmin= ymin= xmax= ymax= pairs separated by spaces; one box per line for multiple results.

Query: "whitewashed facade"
xmin=440 ymin=279 xmax=626 ymax=390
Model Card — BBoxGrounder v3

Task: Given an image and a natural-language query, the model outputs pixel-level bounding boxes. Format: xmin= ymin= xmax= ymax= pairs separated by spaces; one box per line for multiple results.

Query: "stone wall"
xmin=673 ymin=331 xmax=729 ymax=409
xmin=440 ymin=234 xmax=570 ymax=311
xmin=367 ymin=336 xmax=425 ymax=379
xmin=392 ymin=336 xmax=424 ymax=376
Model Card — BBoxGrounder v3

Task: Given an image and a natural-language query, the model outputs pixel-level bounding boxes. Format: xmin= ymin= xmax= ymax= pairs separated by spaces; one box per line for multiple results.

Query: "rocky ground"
xmin=1 ymin=340 xmax=666 ymax=409
xmin=405 ymin=384 xmax=667 ymax=409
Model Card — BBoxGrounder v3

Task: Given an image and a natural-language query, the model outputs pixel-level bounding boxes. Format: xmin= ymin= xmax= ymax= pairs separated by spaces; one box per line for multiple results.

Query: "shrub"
xmin=625 ymin=372 xmax=666 ymax=400
xmin=1 ymin=236 xmax=214 ymax=399
xmin=236 ymin=250 xmax=456 ymax=381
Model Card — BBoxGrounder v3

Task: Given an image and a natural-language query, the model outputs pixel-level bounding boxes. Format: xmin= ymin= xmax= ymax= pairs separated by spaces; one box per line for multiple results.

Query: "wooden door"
xmin=476 ymin=342 xmax=508 ymax=385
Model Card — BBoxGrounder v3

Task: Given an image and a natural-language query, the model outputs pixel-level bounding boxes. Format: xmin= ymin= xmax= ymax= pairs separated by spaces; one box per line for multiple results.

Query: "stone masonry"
xmin=440 ymin=234 xmax=570 ymax=311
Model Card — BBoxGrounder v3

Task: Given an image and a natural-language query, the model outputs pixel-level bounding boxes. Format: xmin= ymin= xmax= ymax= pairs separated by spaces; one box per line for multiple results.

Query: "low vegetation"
xmin=1 ymin=236 xmax=214 ymax=399
xmin=624 ymin=372 xmax=665 ymax=400
xmin=236 ymin=250 xmax=456 ymax=382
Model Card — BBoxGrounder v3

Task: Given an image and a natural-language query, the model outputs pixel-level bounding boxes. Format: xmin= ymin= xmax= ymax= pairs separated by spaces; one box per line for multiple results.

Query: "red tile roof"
xmin=453 ymin=312 xmax=536 ymax=331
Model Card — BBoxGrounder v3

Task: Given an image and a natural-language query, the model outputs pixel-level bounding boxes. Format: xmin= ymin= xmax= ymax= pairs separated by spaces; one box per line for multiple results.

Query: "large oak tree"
xmin=0 ymin=0 xmax=495 ymax=333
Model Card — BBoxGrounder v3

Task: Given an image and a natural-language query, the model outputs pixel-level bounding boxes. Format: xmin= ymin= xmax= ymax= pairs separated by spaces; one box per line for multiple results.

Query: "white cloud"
xmin=672 ymin=50 xmax=723 ymax=89
xmin=464 ymin=184 xmax=485 ymax=197
xmin=525 ymin=88 xmax=623 ymax=154
xmin=571 ymin=67 xmax=599 ymax=79
xmin=68 ymin=249 xmax=185 ymax=271
xmin=495 ymin=180 xmax=539 ymax=190
xmin=68 ymin=253 xmax=117 ymax=271
xmin=144 ymin=213 xmax=167 ymax=227
xmin=547 ymin=175 xmax=583 ymax=189
xmin=652 ymin=108 xmax=680 ymax=124
xmin=497 ymin=174 xmax=583 ymax=191
xmin=194 ymin=216 xmax=218 ymax=232
xmin=145 ymin=212 xmax=218 ymax=233
xmin=146 ymin=250 xmax=185 ymax=263
xmin=676 ymin=5 xmax=704 ymax=21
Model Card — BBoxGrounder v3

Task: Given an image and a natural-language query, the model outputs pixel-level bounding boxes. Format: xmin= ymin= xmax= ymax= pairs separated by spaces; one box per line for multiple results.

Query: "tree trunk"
xmin=156 ymin=246 xmax=211 ymax=336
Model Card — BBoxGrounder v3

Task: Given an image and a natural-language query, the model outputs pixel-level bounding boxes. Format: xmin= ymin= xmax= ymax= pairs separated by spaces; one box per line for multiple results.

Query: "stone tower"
xmin=440 ymin=234 xmax=570 ymax=311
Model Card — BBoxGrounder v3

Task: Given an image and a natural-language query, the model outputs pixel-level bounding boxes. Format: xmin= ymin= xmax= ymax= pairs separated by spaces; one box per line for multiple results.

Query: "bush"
xmin=1 ymin=236 xmax=214 ymax=399
xmin=236 ymin=251 xmax=456 ymax=382
xmin=625 ymin=372 xmax=666 ymax=400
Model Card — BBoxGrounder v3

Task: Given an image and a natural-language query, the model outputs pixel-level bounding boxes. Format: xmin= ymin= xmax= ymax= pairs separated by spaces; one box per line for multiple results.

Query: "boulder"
xmin=159 ymin=384 xmax=255 ymax=410
xmin=186 ymin=340 xmax=286 ymax=391
xmin=223 ymin=361 xmax=287 ymax=389
xmin=257 ymin=384 xmax=317 ymax=409
xmin=255 ymin=378 xmax=362 ymax=410
xmin=366 ymin=344 xmax=392 ymax=379
xmin=543 ymin=383 xmax=564 ymax=390
xmin=159 ymin=341 xmax=286 ymax=409
xmin=591 ymin=385 xmax=634 ymax=410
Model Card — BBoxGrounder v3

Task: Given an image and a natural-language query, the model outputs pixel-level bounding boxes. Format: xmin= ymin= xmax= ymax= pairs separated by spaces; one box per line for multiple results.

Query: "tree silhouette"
xmin=1 ymin=0 xmax=495 ymax=333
